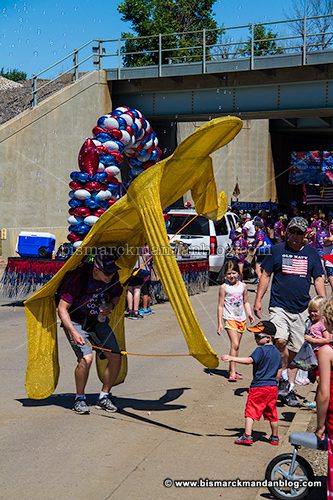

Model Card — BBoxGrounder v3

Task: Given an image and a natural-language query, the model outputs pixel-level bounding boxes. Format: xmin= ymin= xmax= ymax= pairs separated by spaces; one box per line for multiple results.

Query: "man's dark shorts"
xmin=63 ymin=319 xmax=120 ymax=360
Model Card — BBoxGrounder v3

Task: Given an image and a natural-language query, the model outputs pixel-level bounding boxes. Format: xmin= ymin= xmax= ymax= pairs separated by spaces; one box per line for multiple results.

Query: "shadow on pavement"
xmin=203 ymin=368 xmax=229 ymax=378
xmin=17 ymin=387 xmax=190 ymax=412
xmin=207 ymin=427 xmax=268 ymax=443
xmin=1 ymin=300 xmax=25 ymax=307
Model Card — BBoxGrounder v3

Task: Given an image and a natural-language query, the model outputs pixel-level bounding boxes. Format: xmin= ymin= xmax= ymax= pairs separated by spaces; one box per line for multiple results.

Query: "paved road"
xmin=0 ymin=283 xmax=307 ymax=500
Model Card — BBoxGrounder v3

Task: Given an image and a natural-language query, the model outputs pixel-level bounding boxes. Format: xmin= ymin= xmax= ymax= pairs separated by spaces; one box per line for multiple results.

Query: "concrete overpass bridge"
xmin=30 ymin=14 xmax=333 ymax=132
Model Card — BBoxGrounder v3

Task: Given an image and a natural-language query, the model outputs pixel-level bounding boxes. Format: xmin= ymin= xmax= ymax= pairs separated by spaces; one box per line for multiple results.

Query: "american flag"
xmin=282 ymin=255 xmax=308 ymax=277
xmin=305 ymin=185 xmax=333 ymax=205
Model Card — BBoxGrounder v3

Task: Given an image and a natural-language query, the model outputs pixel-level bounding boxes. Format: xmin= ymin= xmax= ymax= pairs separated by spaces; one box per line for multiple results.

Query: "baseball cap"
xmin=287 ymin=217 xmax=308 ymax=233
xmin=247 ymin=320 xmax=277 ymax=336
xmin=94 ymin=254 xmax=119 ymax=276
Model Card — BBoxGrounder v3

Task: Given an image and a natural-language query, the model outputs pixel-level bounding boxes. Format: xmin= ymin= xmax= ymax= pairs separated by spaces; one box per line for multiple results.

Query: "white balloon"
xmin=84 ymin=215 xmax=99 ymax=226
xmin=153 ymin=137 xmax=159 ymax=146
xmin=137 ymin=151 xmax=151 ymax=162
xmin=74 ymin=189 xmax=91 ymax=200
xmin=104 ymin=117 xmax=119 ymax=129
xmin=121 ymin=114 xmax=133 ymax=126
xmin=96 ymin=190 xmax=111 ymax=201
xmin=133 ymin=109 xmax=143 ymax=118
xmin=97 ymin=163 xmax=105 ymax=172
xmin=92 ymin=139 xmax=102 ymax=146
xmin=103 ymin=140 xmax=119 ymax=151
xmin=73 ymin=240 xmax=82 ymax=249
xmin=67 ymin=215 xmax=82 ymax=225
xmin=115 ymin=106 xmax=129 ymax=113
xmin=119 ymin=130 xmax=132 ymax=145
xmin=105 ymin=166 xmax=120 ymax=176
xmin=134 ymin=118 xmax=142 ymax=131
xmin=143 ymin=138 xmax=153 ymax=149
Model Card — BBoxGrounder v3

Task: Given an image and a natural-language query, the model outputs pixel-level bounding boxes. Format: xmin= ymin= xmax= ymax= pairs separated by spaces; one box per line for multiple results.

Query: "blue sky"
xmin=1 ymin=0 xmax=295 ymax=78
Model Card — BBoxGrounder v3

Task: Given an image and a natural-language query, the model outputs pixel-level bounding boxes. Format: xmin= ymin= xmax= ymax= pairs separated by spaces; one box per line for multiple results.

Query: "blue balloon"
xmin=93 ymin=172 xmax=108 ymax=182
xmin=108 ymin=184 xmax=119 ymax=196
xmin=128 ymin=157 xmax=144 ymax=168
xmin=99 ymin=155 xmax=119 ymax=167
xmin=97 ymin=116 xmax=109 ymax=128
xmin=85 ymin=198 xmax=100 ymax=210
xmin=116 ymin=116 xmax=127 ymax=130
xmin=73 ymin=222 xmax=90 ymax=236
xmin=95 ymin=133 xmax=111 ymax=143
xmin=70 ymin=171 xmax=90 ymax=183
xmin=112 ymin=109 xmax=123 ymax=117
xmin=68 ymin=198 xmax=83 ymax=209
xmin=150 ymin=149 xmax=159 ymax=161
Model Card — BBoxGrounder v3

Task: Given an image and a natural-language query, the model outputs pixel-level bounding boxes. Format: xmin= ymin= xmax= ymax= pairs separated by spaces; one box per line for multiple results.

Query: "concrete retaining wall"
xmin=0 ymin=71 xmax=112 ymax=259
xmin=178 ymin=119 xmax=277 ymax=205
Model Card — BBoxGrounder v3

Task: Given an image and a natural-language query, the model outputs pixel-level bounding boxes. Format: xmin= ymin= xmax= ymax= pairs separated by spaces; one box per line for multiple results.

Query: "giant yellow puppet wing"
xmin=24 ymin=116 xmax=242 ymax=399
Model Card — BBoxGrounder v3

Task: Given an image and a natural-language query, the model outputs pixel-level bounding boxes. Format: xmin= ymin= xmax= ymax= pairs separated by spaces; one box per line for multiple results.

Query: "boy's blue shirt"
xmin=250 ymin=344 xmax=282 ymax=388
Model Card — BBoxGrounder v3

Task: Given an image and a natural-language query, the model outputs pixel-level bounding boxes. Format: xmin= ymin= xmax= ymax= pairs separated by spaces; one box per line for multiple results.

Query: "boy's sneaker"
xmin=139 ymin=308 xmax=153 ymax=316
xmin=95 ymin=396 xmax=118 ymax=412
xmin=278 ymin=379 xmax=290 ymax=398
xmin=72 ymin=397 xmax=90 ymax=415
xmin=269 ymin=435 xmax=280 ymax=446
xmin=285 ymin=390 xmax=300 ymax=407
xmin=234 ymin=434 xmax=253 ymax=446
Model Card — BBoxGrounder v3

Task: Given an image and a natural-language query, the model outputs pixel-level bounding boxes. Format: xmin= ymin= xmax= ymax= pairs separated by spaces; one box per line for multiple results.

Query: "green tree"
xmin=117 ymin=0 xmax=220 ymax=66
xmin=0 ymin=67 xmax=27 ymax=81
xmin=240 ymin=24 xmax=284 ymax=57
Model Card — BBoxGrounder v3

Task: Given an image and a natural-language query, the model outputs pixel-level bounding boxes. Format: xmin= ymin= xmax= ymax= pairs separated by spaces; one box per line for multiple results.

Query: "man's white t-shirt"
xmin=244 ymin=220 xmax=255 ymax=242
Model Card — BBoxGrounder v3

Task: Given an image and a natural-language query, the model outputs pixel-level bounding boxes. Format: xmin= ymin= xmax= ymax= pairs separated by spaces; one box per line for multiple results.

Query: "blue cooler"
xmin=17 ymin=231 xmax=56 ymax=258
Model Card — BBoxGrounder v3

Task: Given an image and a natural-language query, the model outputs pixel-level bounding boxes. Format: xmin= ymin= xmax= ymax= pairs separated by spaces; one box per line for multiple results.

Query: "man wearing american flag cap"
xmin=254 ymin=217 xmax=326 ymax=407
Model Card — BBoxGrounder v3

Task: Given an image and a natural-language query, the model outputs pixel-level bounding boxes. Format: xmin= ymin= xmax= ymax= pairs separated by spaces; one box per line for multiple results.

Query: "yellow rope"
xmin=86 ymin=342 xmax=191 ymax=357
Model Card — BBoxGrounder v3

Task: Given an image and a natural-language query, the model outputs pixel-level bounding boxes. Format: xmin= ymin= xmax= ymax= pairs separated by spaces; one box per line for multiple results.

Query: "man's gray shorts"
xmin=269 ymin=306 xmax=308 ymax=353
xmin=63 ymin=320 xmax=120 ymax=360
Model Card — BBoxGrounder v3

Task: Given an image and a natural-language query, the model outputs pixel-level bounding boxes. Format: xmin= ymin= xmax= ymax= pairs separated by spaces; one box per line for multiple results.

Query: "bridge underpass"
xmin=110 ymin=63 xmax=333 ymax=207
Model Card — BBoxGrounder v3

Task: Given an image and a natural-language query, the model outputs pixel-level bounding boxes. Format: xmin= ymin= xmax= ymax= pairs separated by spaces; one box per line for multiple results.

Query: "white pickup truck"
xmin=166 ymin=209 xmax=239 ymax=279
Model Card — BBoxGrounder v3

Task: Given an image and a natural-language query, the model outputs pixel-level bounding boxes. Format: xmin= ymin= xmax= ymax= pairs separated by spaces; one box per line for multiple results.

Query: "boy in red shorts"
xmin=221 ymin=320 xmax=282 ymax=445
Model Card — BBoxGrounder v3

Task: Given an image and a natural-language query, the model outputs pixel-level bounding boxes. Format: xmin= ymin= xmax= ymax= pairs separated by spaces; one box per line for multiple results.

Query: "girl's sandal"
xmin=228 ymin=375 xmax=238 ymax=382
xmin=235 ymin=373 xmax=243 ymax=380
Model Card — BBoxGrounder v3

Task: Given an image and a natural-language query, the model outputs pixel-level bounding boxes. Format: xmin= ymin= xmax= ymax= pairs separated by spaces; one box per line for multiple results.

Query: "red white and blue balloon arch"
xmin=67 ymin=107 xmax=161 ymax=248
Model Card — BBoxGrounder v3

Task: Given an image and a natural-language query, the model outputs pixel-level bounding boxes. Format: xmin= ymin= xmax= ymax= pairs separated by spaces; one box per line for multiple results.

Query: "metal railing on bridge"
xmin=31 ymin=14 xmax=333 ymax=107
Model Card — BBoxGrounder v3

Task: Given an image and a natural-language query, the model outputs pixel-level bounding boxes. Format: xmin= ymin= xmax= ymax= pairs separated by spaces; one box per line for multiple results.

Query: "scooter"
xmin=265 ymin=432 xmax=327 ymax=499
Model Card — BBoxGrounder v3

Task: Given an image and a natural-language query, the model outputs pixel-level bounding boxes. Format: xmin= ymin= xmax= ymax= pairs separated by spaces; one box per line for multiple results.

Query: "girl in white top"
xmin=217 ymin=260 xmax=254 ymax=381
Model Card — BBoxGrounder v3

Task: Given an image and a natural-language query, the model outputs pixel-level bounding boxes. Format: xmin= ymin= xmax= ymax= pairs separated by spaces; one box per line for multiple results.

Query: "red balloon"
xmin=78 ymin=138 xmax=99 ymax=176
xmin=85 ymin=181 xmax=102 ymax=192
xmin=92 ymin=126 xmax=109 ymax=136
xmin=93 ymin=208 xmax=106 ymax=217
xmin=109 ymin=151 xmax=124 ymax=163
xmin=67 ymin=232 xmax=81 ymax=243
xmin=126 ymin=125 xmax=135 ymax=136
xmin=69 ymin=207 xmax=91 ymax=217
xmin=142 ymin=161 xmax=155 ymax=170
xmin=108 ymin=198 xmax=117 ymax=206
xmin=96 ymin=144 xmax=112 ymax=156
xmin=69 ymin=181 xmax=83 ymax=190
xmin=108 ymin=128 xmax=122 ymax=140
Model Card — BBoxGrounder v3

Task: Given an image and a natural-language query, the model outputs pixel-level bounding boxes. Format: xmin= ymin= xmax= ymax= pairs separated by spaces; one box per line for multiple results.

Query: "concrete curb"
xmin=255 ymin=386 xmax=315 ymax=499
